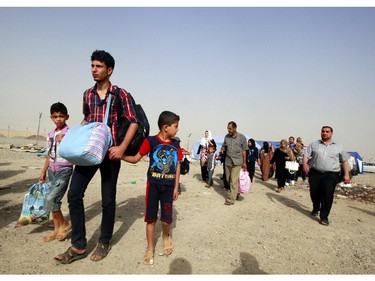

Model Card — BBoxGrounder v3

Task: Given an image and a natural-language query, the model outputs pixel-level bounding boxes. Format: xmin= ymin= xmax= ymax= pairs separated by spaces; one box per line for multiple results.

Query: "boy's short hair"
xmin=91 ymin=50 xmax=115 ymax=69
xmin=157 ymin=111 xmax=180 ymax=130
xmin=209 ymin=143 xmax=216 ymax=151
xmin=50 ymin=102 xmax=68 ymax=115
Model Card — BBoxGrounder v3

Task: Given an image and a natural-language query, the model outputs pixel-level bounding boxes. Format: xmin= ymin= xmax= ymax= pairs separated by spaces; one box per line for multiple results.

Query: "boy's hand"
xmin=39 ymin=172 xmax=46 ymax=182
xmin=173 ymin=188 xmax=179 ymax=201
xmin=109 ymin=146 xmax=125 ymax=161
xmin=56 ymin=134 xmax=64 ymax=142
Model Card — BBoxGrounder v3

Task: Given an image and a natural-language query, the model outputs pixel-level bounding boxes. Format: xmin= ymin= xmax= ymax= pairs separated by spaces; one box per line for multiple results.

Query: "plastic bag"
xmin=285 ymin=161 xmax=299 ymax=172
xmin=18 ymin=182 xmax=50 ymax=226
xmin=238 ymin=170 xmax=252 ymax=194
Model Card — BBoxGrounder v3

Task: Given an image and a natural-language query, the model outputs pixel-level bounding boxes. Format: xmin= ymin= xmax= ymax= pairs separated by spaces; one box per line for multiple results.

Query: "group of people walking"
xmin=197 ymin=127 xmax=351 ymax=227
xmin=37 ymin=48 xmax=351 ymax=268
xmin=258 ymin=136 xmax=308 ymax=192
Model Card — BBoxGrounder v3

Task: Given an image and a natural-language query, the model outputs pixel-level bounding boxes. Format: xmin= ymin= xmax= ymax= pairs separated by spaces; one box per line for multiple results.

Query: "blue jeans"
xmin=44 ymin=169 xmax=72 ymax=212
xmin=68 ymin=154 xmax=120 ymax=250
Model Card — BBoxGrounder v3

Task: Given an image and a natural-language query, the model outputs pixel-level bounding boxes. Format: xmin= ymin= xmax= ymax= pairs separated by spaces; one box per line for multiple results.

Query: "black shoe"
xmin=311 ymin=210 xmax=319 ymax=217
xmin=320 ymin=219 xmax=329 ymax=226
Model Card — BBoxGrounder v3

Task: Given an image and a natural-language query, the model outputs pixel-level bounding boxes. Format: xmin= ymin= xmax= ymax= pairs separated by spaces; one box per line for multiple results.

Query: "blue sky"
xmin=0 ymin=6 xmax=374 ymax=160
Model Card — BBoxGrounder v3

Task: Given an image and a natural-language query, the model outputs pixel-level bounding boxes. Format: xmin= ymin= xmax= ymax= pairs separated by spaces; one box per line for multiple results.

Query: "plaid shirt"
xmin=82 ymin=83 xmax=138 ymax=146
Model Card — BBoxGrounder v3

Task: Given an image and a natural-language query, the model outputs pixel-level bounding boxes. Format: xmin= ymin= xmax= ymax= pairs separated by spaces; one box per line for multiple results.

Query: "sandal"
xmin=144 ymin=250 xmax=154 ymax=265
xmin=90 ymin=243 xmax=111 ymax=261
xmin=56 ymin=220 xmax=71 ymax=241
xmin=54 ymin=247 xmax=87 ymax=264
xmin=163 ymin=235 xmax=173 ymax=255
xmin=42 ymin=231 xmax=57 ymax=243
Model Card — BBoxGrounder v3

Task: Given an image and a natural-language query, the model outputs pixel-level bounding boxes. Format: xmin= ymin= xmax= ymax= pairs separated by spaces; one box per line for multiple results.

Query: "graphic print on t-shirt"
xmin=149 ymin=144 xmax=178 ymax=181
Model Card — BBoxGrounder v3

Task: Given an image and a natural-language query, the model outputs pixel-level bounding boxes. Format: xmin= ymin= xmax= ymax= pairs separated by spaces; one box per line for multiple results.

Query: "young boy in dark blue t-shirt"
xmin=122 ymin=110 xmax=182 ymax=265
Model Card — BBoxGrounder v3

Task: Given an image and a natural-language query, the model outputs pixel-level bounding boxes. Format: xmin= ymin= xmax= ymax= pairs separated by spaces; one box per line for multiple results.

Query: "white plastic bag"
xmin=285 ymin=161 xmax=299 ymax=172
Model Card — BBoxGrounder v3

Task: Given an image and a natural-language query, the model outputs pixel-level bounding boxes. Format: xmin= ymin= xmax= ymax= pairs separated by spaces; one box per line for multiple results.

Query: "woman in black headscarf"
xmin=245 ymin=138 xmax=259 ymax=182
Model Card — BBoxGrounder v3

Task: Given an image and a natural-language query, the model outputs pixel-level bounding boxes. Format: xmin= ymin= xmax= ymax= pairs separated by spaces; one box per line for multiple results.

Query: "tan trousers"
xmin=225 ymin=165 xmax=242 ymax=204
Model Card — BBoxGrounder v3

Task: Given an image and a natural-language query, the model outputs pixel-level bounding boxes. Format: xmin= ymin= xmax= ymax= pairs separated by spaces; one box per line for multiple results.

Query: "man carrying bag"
xmin=55 ymin=50 xmax=139 ymax=264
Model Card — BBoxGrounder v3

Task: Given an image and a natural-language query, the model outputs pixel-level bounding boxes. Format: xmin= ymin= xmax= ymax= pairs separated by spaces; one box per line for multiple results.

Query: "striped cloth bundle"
xmin=59 ymin=95 xmax=113 ymax=166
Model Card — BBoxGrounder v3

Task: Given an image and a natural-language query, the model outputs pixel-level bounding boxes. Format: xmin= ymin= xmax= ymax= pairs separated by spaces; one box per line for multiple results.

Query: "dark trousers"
xmin=286 ymin=170 xmax=297 ymax=182
xmin=68 ymin=154 xmax=120 ymax=250
xmin=308 ymin=170 xmax=340 ymax=220
xmin=246 ymin=161 xmax=256 ymax=182
xmin=297 ymin=164 xmax=307 ymax=181
xmin=222 ymin=164 xmax=229 ymax=189
xmin=201 ymin=165 xmax=208 ymax=182
xmin=276 ymin=168 xmax=287 ymax=188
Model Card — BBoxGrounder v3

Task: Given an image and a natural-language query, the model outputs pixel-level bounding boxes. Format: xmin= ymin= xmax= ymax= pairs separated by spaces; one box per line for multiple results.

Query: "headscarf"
xmin=248 ymin=138 xmax=256 ymax=148
xmin=262 ymin=141 xmax=269 ymax=153
xmin=279 ymin=139 xmax=295 ymax=160
xmin=200 ymin=130 xmax=212 ymax=147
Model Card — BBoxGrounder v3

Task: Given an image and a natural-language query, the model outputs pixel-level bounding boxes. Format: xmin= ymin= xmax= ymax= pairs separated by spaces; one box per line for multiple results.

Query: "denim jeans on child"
xmin=44 ymin=169 xmax=72 ymax=212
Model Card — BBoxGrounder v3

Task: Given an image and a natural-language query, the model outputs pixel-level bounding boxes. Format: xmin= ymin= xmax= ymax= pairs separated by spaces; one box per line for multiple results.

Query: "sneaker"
xmin=291 ymin=180 xmax=295 ymax=186
xmin=320 ymin=219 xmax=329 ymax=226
xmin=311 ymin=210 xmax=319 ymax=217
xmin=285 ymin=183 xmax=290 ymax=186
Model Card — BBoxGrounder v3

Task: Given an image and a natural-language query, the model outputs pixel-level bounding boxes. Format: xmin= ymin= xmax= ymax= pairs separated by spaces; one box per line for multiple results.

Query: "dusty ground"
xmin=0 ymin=145 xmax=374 ymax=275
